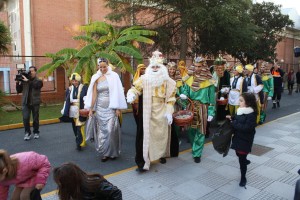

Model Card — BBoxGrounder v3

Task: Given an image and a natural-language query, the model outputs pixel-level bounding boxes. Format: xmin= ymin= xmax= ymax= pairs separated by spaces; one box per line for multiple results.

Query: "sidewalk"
xmin=43 ymin=112 xmax=300 ymax=200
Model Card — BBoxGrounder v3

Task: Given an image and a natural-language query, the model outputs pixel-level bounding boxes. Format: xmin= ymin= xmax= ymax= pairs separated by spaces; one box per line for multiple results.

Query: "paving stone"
xmin=275 ymin=153 xmax=300 ymax=164
xmin=247 ymin=171 xmax=274 ymax=190
xmin=151 ymin=190 xmax=191 ymax=200
xmin=153 ymin=171 xmax=188 ymax=187
xmin=197 ymin=158 xmax=224 ymax=171
xmin=248 ymin=191 xmax=288 ymax=200
xmin=212 ymin=165 xmax=240 ymax=180
xmin=194 ymin=171 xmax=231 ymax=189
xmin=201 ymin=190 xmax=239 ymax=200
xmin=218 ymin=180 xmax=260 ymax=199
xmin=172 ymin=163 xmax=208 ymax=179
xmin=265 ymin=143 xmax=289 ymax=152
xmin=281 ymin=136 xmax=300 ymax=143
xmin=251 ymin=165 xmax=286 ymax=180
xmin=277 ymin=172 xmax=299 ymax=186
xmin=205 ymin=153 xmax=236 ymax=164
xmin=127 ymin=179 xmax=169 ymax=199
xmin=264 ymin=181 xmax=295 ymax=199
xmin=263 ymin=158 xmax=298 ymax=172
xmin=172 ymin=180 xmax=214 ymax=200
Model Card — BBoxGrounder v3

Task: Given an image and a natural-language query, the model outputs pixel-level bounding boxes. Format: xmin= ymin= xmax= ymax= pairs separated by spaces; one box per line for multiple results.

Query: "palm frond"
xmin=37 ymin=63 xmax=54 ymax=73
xmin=73 ymin=35 xmax=96 ymax=43
xmin=113 ymin=46 xmax=143 ymax=59
xmin=56 ymin=48 xmax=78 ymax=56
xmin=76 ymin=43 xmax=98 ymax=57
xmin=74 ymin=57 xmax=89 ymax=73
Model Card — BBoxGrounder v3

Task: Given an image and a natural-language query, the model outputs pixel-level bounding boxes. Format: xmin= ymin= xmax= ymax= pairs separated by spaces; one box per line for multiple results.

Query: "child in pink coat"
xmin=0 ymin=149 xmax=51 ymax=200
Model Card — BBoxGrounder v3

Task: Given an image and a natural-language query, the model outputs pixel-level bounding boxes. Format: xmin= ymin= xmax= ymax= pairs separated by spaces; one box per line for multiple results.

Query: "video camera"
xmin=15 ymin=64 xmax=31 ymax=82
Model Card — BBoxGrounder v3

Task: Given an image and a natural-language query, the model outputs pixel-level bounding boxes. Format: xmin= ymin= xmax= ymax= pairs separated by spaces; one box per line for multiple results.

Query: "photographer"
xmin=16 ymin=66 xmax=43 ymax=141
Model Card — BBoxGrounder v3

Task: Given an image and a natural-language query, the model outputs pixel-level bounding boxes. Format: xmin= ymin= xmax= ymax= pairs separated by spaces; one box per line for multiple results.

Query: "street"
xmin=0 ymin=91 xmax=300 ymax=194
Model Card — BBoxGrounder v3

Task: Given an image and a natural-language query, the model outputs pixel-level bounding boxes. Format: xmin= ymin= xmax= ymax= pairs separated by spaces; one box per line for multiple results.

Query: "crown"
xmin=149 ymin=50 xmax=164 ymax=65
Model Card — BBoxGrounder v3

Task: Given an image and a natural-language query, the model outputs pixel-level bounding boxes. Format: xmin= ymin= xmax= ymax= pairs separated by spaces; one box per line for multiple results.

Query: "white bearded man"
xmin=127 ymin=50 xmax=176 ymax=172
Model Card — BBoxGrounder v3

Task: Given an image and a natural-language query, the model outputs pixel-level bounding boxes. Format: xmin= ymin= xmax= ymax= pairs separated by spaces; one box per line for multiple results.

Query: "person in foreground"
xmin=226 ymin=93 xmax=257 ymax=187
xmin=53 ymin=162 xmax=122 ymax=200
xmin=0 ymin=149 xmax=51 ymax=200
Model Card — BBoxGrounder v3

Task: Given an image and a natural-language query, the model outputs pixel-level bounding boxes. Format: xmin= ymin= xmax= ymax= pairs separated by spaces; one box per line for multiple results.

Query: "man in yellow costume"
xmin=127 ymin=50 xmax=176 ymax=171
xmin=180 ymin=57 xmax=216 ymax=163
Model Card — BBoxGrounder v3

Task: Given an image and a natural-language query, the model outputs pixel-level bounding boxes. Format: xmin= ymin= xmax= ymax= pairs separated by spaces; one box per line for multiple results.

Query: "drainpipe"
xmin=85 ymin=0 xmax=89 ymax=24
xmin=23 ymin=0 xmax=32 ymax=68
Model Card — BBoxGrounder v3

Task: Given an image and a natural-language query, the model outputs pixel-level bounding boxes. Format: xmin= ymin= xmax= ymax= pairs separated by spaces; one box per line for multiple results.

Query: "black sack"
xmin=30 ymin=189 xmax=42 ymax=200
xmin=212 ymin=119 xmax=233 ymax=157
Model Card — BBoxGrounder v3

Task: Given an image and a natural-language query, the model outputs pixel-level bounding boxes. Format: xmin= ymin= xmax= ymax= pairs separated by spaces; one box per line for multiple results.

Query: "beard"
xmin=144 ymin=66 xmax=169 ymax=87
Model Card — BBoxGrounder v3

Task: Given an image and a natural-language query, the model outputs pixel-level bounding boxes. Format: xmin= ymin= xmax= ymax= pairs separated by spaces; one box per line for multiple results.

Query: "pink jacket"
xmin=0 ymin=151 xmax=51 ymax=200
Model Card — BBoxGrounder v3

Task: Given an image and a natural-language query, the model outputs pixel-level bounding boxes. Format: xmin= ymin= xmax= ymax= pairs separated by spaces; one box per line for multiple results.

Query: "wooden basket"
xmin=79 ymin=109 xmax=89 ymax=117
xmin=173 ymin=97 xmax=194 ymax=127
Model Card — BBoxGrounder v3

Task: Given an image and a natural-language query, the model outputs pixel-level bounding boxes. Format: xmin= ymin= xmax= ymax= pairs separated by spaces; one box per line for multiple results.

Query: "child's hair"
xmin=0 ymin=149 xmax=18 ymax=180
xmin=241 ymin=93 xmax=258 ymax=114
xmin=53 ymin=162 xmax=105 ymax=200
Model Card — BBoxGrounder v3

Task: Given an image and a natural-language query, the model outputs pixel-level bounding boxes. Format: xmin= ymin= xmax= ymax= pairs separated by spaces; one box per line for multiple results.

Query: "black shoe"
xmin=277 ymin=101 xmax=280 ymax=108
xmin=159 ymin=158 xmax=167 ymax=164
xmin=194 ymin=157 xmax=201 ymax=163
xmin=246 ymin=159 xmax=251 ymax=165
xmin=272 ymin=103 xmax=276 ymax=109
xmin=101 ymin=157 xmax=109 ymax=162
xmin=76 ymin=145 xmax=82 ymax=151
xmin=136 ymin=167 xmax=146 ymax=173
xmin=110 ymin=157 xmax=117 ymax=160
xmin=239 ymin=177 xmax=247 ymax=187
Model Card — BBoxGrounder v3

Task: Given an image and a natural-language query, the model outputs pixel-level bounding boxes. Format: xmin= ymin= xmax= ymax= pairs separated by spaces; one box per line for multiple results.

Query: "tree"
xmin=38 ymin=21 xmax=157 ymax=83
xmin=246 ymin=2 xmax=294 ymax=63
xmin=0 ymin=21 xmax=12 ymax=54
xmin=105 ymin=0 xmax=255 ymax=60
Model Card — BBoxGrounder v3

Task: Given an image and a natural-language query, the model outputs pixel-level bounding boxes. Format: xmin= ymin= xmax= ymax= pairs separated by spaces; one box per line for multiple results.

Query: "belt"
xmin=230 ymin=89 xmax=240 ymax=92
xmin=152 ymin=97 xmax=165 ymax=103
xmin=71 ymin=102 xmax=79 ymax=105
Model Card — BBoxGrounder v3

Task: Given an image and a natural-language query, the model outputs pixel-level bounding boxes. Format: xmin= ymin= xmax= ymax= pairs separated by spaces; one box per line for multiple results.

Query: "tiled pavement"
xmin=43 ymin=112 xmax=300 ymax=200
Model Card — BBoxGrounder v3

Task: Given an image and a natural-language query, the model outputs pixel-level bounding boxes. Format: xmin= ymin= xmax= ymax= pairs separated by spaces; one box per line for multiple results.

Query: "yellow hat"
xmin=69 ymin=73 xmax=81 ymax=81
xmin=133 ymin=64 xmax=146 ymax=82
xmin=245 ymin=64 xmax=254 ymax=72
xmin=234 ymin=65 xmax=244 ymax=73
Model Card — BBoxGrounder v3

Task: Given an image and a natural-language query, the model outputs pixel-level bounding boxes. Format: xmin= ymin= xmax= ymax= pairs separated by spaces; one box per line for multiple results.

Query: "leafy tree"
xmin=38 ymin=21 xmax=157 ymax=83
xmin=105 ymin=0 xmax=255 ymax=60
xmin=245 ymin=2 xmax=294 ymax=63
xmin=0 ymin=21 xmax=12 ymax=54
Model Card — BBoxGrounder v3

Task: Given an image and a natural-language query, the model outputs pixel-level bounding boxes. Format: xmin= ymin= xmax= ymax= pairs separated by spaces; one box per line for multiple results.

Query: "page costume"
xmin=181 ymin=57 xmax=216 ymax=161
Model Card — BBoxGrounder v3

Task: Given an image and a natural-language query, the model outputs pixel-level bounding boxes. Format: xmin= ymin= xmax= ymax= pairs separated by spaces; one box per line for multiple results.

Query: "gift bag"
xmin=212 ymin=120 xmax=233 ymax=157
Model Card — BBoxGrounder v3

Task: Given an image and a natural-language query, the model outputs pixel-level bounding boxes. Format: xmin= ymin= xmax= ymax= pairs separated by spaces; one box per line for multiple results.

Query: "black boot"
xmin=272 ymin=102 xmax=276 ymax=109
xmin=159 ymin=158 xmax=167 ymax=164
xmin=277 ymin=101 xmax=280 ymax=108
xmin=239 ymin=177 xmax=247 ymax=187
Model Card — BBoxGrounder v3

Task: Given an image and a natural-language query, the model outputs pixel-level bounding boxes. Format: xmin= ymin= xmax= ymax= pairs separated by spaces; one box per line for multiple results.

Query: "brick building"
xmin=0 ymin=0 xmax=299 ymax=104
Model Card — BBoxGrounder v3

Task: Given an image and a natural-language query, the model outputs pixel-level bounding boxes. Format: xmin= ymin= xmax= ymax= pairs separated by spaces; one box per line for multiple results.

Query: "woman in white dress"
xmin=85 ymin=58 xmax=127 ymax=162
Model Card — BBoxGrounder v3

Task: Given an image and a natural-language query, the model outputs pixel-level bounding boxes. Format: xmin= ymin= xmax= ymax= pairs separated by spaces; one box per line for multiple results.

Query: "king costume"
xmin=127 ymin=51 xmax=176 ymax=171
xmin=181 ymin=57 xmax=216 ymax=163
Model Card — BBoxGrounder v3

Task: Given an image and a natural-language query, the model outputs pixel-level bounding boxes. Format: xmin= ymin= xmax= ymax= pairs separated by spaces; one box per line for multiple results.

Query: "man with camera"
xmin=16 ymin=66 xmax=43 ymax=140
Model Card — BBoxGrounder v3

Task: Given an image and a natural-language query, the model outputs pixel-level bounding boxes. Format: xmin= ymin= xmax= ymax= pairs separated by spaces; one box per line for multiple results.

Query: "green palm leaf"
xmin=117 ymin=35 xmax=154 ymax=44
xmin=126 ymin=30 xmax=157 ymax=36
xmin=76 ymin=43 xmax=98 ymax=57
xmin=46 ymin=60 xmax=65 ymax=76
xmin=119 ymin=26 xmax=144 ymax=35
xmin=37 ymin=63 xmax=53 ymax=73
xmin=74 ymin=57 xmax=89 ymax=73
xmin=113 ymin=46 xmax=143 ymax=59
xmin=73 ymin=35 xmax=95 ymax=43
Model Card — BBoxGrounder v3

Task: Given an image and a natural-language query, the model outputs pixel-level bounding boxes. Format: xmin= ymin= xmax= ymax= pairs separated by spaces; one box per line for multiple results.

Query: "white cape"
xmin=84 ymin=67 xmax=127 ymax=110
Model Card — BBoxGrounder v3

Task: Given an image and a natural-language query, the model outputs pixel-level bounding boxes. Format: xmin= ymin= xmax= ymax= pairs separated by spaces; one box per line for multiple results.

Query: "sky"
xmin=255 ymin=0 xmax=300 ymax=14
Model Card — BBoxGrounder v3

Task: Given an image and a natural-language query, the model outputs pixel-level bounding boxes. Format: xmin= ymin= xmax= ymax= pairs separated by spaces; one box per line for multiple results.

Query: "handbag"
xmin=85 ymin=115 xmax=95 ymax=142
xmin=212 ymin=119 xmax=233 ymax=157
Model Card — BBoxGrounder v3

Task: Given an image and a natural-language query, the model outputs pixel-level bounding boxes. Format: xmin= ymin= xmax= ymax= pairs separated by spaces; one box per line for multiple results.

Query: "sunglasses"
xmin=98 ymin=58 xmax=108 ymax=64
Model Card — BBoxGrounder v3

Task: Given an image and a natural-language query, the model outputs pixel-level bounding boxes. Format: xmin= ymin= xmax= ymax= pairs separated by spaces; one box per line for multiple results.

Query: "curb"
xmin=0 ymin=109 xmax=133 ymax=131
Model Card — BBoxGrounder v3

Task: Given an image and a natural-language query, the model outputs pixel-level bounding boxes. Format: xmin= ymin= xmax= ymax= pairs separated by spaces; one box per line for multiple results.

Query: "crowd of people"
xmin=2 ymin=50 xmax=299 ymax=199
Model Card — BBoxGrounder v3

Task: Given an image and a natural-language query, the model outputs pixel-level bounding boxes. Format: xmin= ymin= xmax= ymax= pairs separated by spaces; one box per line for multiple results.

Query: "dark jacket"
xmin=296 ymin=72 xmax=300 ymax=84
xmin=82 ymin=180 xmax=122 ymax=200
xmin=231 ymin=110 xmax=257 ymax=153
xmin=62 ymin=84 xmax=88 ymax=122
xmin=16 ymin=77 xmax=43 ymax=106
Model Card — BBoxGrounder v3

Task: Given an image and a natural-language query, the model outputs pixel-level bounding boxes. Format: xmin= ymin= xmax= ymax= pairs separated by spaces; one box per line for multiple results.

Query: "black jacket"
xmin=231 ymin=111 xmax=257 ymax=153
xmin=82 ymin=180 xmax=122 ymax=200
xmin=16 ymin=77 xmax=43 ymax=106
